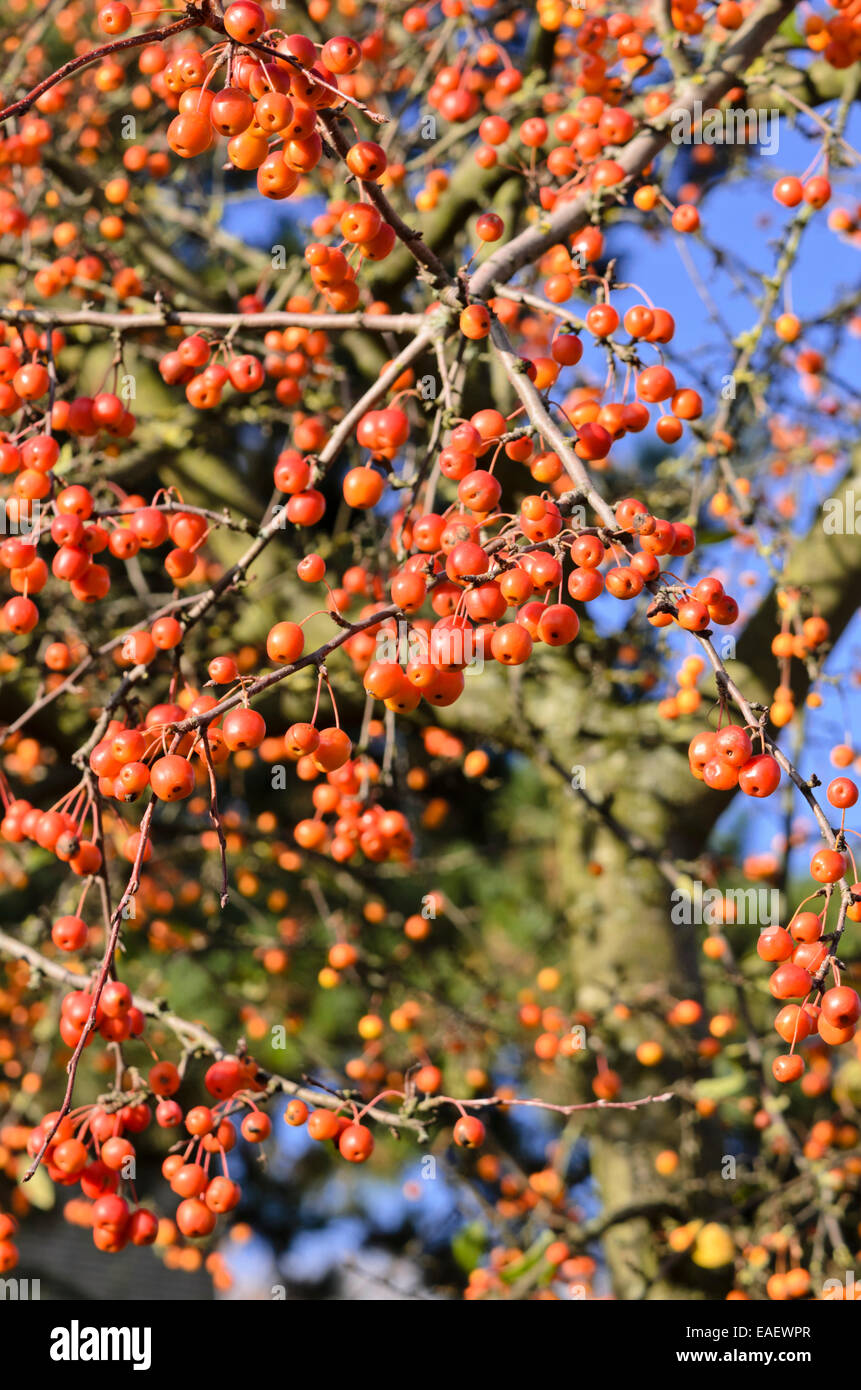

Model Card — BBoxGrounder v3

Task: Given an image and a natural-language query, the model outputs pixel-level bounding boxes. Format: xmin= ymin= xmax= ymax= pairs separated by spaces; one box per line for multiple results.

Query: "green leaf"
xmin=499 ymin=1232 xmax=554 ymax=1284
xmin=20 ymin=1162 xmax=55 ymax=1211
xmin=693 ymin=1069 xmax=747 ymax=1100
xmin=451 ymin=1220 xmax=486 ymax=1273
xmin=778 ymin=15 xmax=804 ymax=45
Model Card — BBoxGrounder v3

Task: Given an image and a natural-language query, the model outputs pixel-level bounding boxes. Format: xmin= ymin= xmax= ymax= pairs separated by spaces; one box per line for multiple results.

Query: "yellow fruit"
xmin=692 ymin=1222 xmax=735 ymax=1269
